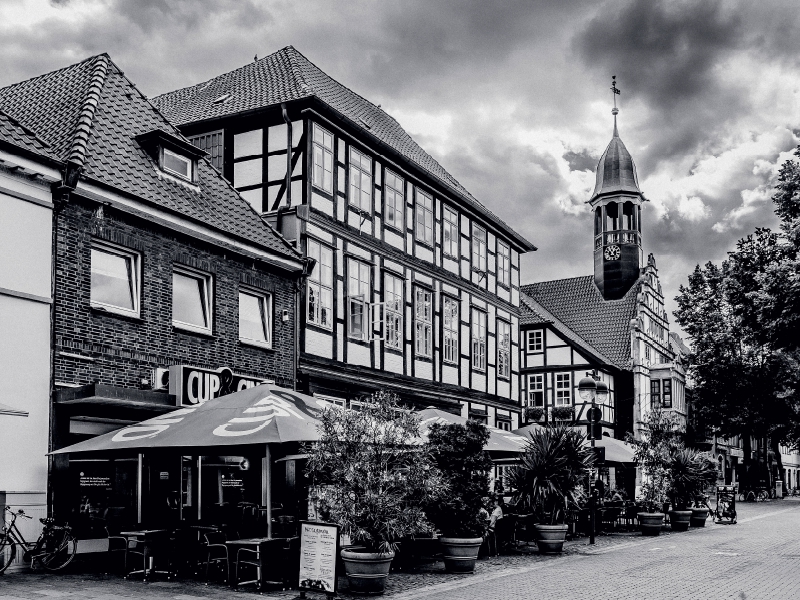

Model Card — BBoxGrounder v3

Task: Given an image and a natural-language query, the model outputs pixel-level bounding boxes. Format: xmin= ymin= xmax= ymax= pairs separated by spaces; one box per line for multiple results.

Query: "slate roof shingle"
xmin=0 ymin=54 xmax=299 ymax=261
xmin=521 ymin=275 xmax=642 ymax=370
xmin=152 ymin=46 xmax=535 ymax=252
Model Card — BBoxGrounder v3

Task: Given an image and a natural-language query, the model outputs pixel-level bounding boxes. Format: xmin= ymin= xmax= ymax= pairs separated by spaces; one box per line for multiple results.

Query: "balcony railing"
xmin=595 ymin=230 xmax=639 ymax=248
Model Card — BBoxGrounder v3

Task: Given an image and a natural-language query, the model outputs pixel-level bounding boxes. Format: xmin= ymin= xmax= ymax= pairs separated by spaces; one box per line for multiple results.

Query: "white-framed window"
xmin=172 ymin=265 xmax=213 ymax=335
xmin=472 ymin=224 xmax=487 ymax=272
xmin=312 ymin=123 xmax=333 ymax=194
xmin=414 ymin=287 xmax=433 ymax=358
xmin=442 ymin=296 xmax=459 ymax=364
xmin=497 ymin=320 xmax=511 ymax=379
xmin=471 ymin=308 xmax=487 ymax=371
xmin=306 ymin=239 xmax=333 ymax=329
xmin=163 ymin=148 xmax=193 ymax=181
xmin=239 ymin=289 xmax=272 ymax=348
xmin=314 ymin=393 xmax=346 ymax=408
xmin=415 ymin=190 xmax=434 ymax=246
xmin=496 ymin=419 xmax=511 ymax=431
xmin=90 ymin=241 xmax=141 ymax=318
xmin=384 ymin=170 xmax=404 ymax=230
xmin=527 ymin=329 xmax=543 ymax=352
xmin=555 ymin=372 xmax=571 ymax=406
xmin=349 ymin=146 xmax=372 ymax=212
xmin=528 ymin=374 xmax=544 ymax=407
xmin=442 ymin=205 xmax=459 ymax=257
xmin=348 ymin=258 xmax=371 ymax=340
xmin=384 ymin=273 xmax=403 ymax=350
xmin=498 ymin=241 xmax=511 ymax=287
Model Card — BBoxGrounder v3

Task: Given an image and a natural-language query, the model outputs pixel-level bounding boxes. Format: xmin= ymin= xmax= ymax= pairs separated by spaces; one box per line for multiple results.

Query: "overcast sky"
xmin=2 ymin=0 xmax=798 ymax=340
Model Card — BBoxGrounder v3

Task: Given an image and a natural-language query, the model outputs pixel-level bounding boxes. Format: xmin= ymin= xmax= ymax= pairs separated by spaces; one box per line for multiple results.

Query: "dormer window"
xmin=136 ymin=129 xmax=206 ymax=185
xmin=163 ymin=148 xmax=193 ymax=181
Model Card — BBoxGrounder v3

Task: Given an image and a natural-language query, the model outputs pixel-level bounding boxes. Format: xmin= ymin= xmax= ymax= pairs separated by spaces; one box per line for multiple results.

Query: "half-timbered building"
xmin=153 ymin=46 xmax=536 ymax=428
xmin=520 ymin=106 xmax=686 ymax=443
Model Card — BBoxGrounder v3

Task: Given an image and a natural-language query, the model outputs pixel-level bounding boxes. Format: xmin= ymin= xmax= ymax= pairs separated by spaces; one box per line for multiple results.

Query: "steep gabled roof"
xmin=152 ymin=46 xmax=535 ymax=252
xmin=0 ymin=108 xmax=59 ymax=162
xmin=521 ymin=275 xmax=642 ymax=370
xmin=520 ymin=291 xmax=619 ymax=368
xmin=0 ymin=54 xmax=299 ymax=261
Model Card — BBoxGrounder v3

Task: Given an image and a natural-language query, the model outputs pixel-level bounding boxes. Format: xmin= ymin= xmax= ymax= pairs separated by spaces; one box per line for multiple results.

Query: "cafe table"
xmin=120 ymin=529 xmax=172 ymax=581
xmin=225 ymin=537 xmax=286 ymax=590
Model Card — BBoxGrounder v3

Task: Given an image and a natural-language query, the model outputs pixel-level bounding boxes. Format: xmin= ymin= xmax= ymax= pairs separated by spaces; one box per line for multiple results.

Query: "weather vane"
xmin=611 ymin=75 xmax=620 ymax=115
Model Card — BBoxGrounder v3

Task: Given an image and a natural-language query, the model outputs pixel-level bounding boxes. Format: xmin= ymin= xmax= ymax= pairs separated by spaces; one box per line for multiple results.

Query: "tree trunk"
xmin=742 ymin=433 xmax=752 ymax=488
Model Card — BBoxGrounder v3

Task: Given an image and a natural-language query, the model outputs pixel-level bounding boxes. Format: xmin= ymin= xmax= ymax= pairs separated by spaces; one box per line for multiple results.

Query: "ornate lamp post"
xmin=579 ymin=373 xmax=607 ymax=544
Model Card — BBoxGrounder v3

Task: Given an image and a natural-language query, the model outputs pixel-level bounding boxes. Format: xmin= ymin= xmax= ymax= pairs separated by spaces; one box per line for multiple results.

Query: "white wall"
xmin=0 ymin=181 xmax=53 ymax=496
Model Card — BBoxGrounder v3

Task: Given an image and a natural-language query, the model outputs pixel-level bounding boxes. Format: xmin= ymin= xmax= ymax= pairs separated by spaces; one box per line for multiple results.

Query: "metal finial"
xmin=610 ymin=76 xmax=621 ymax=137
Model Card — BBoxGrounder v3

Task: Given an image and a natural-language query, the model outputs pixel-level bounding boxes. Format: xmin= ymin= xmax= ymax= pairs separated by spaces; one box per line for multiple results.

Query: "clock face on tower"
xmin=604 ymin=245 xmax=621 ymax=261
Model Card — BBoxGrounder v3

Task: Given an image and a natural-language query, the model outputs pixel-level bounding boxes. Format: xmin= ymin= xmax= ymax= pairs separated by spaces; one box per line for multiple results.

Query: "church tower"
xmin=590 ymin=77 xmax=645 ymax=300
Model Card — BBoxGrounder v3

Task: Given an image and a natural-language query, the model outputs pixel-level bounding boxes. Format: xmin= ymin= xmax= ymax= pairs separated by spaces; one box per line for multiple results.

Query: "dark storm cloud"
xmin=563 ymin=149 xmax=598 ymax=173
xmin=576 ymin=0 xmax=749 ymax=166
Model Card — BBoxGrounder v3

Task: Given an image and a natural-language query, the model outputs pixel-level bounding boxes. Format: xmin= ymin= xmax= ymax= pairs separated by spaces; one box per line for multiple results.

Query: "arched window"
xmin=623 ymin=202 xmax=634 ymax=230
xmin=595 ymin=207 xmax=602 ymax=236
xmin=605 ymin=202 xmax=619 ymax=231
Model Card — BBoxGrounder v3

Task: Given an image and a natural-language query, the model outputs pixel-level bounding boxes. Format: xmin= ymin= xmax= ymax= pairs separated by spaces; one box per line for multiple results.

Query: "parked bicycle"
xmin=0 ymin=507 xmax=77 ymax=574
xmin=736 ymin=487 xmax=770 ymax=502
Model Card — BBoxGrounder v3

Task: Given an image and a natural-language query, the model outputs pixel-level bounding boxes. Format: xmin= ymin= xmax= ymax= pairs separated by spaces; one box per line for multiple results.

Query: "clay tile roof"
xmin=0 ymin=55 xmax=299 ymax=261
xmin=152 ymin=46 xmax=535 ymax=252
xmin=0 ymin=108 xmax=59 ymax=162
xmin=521 ymin=275 xmax=642 ymax=369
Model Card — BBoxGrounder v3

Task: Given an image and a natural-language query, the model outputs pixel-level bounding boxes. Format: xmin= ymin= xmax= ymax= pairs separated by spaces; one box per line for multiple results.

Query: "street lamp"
xmin=578 ymin=374 xmax=603 ymax=544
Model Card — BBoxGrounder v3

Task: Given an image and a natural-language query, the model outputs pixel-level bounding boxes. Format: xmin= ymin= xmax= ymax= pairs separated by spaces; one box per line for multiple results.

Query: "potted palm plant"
xmin=306 ymin=391 xmax=444 ymax=594
xmin=425 ymin=419 xmax=493 ymax=573
xmin=509 ymin=424 xmax=594 ymax=553
xmin=628 ymin=408 xmax=679 ymax=536
xmin=667 ymin=447 xmax=718 ymax=530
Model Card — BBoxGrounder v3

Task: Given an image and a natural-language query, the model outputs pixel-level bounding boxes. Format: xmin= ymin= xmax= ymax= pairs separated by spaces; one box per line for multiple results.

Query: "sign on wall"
xmin=169 ymin=365 xmax=272 ymax=406
xmin=299 ymin=521 xmax=339 ymax=595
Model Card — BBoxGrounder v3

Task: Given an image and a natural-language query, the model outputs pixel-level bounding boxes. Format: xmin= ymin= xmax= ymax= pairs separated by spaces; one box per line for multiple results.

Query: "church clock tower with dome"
xmin=590 ymin=76 xmax=646 ymax=300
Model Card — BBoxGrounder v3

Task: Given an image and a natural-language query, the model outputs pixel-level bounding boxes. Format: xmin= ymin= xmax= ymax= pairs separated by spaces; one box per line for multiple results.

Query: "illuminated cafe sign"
xmin=169 ymin=365 xmax=272 ymax=406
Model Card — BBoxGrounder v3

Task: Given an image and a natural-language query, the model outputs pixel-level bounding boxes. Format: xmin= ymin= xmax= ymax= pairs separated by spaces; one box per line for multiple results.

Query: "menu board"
xmin=299 ymin=521 xmax=339 ymax=594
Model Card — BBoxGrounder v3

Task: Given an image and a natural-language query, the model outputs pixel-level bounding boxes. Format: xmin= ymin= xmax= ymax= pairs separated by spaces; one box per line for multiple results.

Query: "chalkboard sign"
xmin=298 ymin=521 xmax=339 ymax=596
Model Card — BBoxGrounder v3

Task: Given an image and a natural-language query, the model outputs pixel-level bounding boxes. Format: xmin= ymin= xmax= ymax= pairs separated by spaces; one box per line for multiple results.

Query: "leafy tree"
xmin=424 ymin=420 xmax=493 ymax=537
xmin=627 ymin=408 xmax=681 ymax=512
xmin=675 ymin=147 xmax=800 ymax=483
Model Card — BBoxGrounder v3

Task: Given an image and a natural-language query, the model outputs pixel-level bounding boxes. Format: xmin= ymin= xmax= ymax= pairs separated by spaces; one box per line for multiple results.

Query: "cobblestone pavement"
xmin=1 ymin=499 xmax=798 ymax=600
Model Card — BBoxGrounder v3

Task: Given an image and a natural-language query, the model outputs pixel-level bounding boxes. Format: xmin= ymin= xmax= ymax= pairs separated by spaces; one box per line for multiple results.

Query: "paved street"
xmin=1 ymin=499 xmax=799 ymax=600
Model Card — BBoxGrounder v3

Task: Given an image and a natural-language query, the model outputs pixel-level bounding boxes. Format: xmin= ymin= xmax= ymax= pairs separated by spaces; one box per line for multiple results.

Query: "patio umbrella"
xmin=417 ymin=408 xmax=527 ymax=454
xmin=51 ymin=384 xmax=329 ymax=455
xmin=512 ymin=424 xmax=635 ymax=464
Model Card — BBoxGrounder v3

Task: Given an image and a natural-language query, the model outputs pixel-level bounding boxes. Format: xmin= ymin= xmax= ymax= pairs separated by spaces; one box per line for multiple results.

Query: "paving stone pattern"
xmin=2 ymin=500 xmax=798 ymax=600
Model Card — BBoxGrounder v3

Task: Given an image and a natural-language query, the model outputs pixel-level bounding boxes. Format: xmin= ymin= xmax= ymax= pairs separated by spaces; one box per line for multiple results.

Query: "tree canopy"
xmin=675 ymin=146 xmax=800 ymax=452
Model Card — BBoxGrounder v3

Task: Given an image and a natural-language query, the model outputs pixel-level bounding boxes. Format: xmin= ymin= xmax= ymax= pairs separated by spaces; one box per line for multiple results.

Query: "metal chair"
xmin=201 ymin=531 xmax=230 ymax=585
xmin=234 ymin=538 xmax=287 ymax=591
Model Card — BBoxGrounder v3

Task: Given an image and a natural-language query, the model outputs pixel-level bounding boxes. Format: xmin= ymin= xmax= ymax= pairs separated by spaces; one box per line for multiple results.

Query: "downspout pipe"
xmin=48 ymin=160 xmax=82 ymax=519
xmin=294 ymin=256 xmax=317 ymax=391
xmin=281 ymin=103 xmax=292 ymax=207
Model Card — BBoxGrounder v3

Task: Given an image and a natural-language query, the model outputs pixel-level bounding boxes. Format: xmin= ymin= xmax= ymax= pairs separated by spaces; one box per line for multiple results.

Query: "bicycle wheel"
xmin=0 ymin=532 xmax=17 ymax=574
xmin=757 ymin=490 xmax=769 ymax=502
xmin=737 ymin=492 xmax=746 ymax=502
xmin=40 ymin=529 xmax=77 ymax=571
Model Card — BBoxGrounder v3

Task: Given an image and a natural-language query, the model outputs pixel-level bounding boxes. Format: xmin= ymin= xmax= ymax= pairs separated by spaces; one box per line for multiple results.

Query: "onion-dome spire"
xmin=590 ymin=76 xmax=641 ymax=203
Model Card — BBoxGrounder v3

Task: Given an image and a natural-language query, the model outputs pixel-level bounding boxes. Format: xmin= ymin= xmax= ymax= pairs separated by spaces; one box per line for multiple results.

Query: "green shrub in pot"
xmin=305 ymin=391 xmax=445 ymax=593
xmin=425 ymin=420 xmax=493 ymax=572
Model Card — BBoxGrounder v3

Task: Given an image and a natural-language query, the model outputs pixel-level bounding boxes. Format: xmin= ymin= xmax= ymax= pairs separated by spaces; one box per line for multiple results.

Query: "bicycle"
xmin=0 ymin=507 xmax=77 ymax=574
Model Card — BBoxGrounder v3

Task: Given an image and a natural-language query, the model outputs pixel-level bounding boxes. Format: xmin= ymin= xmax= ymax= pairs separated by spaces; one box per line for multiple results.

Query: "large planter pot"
xmin=439 ymin=537 xmax=483 ymax=573
xmin=340 ymin=549 xmax=395 ymax=595
xmin=690 ymin=507 xmax=709 ymax=527
xmin=638 ymin=512 xmax=665 ymax=536
xmin=532 ymin=524 xmax=569 ymax=554
xmin=669 ymin=510 xmax=692 ymax=532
